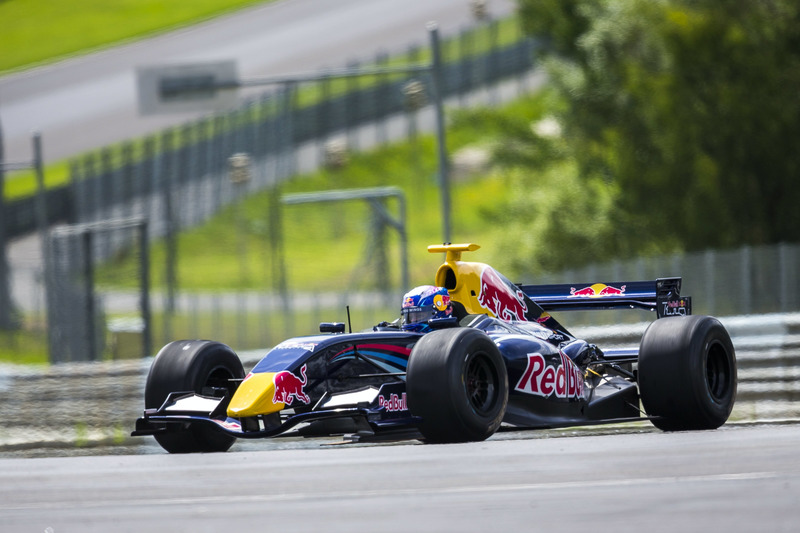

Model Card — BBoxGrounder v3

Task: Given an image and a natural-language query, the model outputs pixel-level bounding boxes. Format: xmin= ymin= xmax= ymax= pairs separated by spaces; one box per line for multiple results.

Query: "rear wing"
xmin=519 ymin=277 xmax=692 ymax=318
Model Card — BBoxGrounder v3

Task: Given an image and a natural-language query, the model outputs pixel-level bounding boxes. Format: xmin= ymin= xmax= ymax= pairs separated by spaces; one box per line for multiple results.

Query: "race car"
xmin=132 ymin=243 xmax=737 ymax=453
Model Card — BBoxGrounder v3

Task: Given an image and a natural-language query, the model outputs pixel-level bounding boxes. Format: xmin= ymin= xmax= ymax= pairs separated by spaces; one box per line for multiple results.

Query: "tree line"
xmin=494 ymin=0 xmax=800 ymax=274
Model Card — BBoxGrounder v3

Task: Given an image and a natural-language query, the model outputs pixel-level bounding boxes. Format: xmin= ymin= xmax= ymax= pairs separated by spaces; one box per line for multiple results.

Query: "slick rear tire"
xmin=407 ymin=328 xmax=508 ymax=443
xmin=145 ymin=340 xmax=245 ymax=453
xmin=638 ymin=316 xmax=737 ymax=431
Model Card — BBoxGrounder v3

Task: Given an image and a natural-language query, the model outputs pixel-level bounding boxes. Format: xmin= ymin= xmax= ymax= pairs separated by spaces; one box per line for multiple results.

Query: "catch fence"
xmin=70 ymin=241 xmax=800 ymax=363
xmin=4 ymin=17 xmax=540 ymax=363
xmin=535 ymin=242 xmax=800 ymax=324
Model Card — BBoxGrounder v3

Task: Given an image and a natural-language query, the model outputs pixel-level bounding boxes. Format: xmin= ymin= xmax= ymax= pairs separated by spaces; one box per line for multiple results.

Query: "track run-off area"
xmin=1 ymin=423 xmax=798 ymax=532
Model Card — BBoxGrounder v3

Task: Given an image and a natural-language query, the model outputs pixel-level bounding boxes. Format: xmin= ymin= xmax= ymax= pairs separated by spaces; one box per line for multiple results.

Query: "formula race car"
xmin=133 ymin=243 xmax=737 ymax=453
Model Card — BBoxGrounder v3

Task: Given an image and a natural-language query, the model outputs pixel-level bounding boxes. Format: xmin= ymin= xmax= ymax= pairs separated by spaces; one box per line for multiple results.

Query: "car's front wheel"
xmin=406 ymin=328 xmax=508 ymax=443
xmin=145 ymin=340 xmax=244 ymax=453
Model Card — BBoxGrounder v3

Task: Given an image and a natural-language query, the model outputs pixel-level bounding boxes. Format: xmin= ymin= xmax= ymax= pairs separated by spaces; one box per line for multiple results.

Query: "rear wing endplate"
xmin=519 ymin=277 xmax=692 ymax=318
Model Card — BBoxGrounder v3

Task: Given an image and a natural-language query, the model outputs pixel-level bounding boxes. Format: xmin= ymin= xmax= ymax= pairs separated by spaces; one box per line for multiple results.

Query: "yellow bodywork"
xmin=429 ymin=243 xmax=494 ymax=316
xmin=227 ymin=372 xmax=285 ymax=417
xmin=428 ymin=242 xmax=550 ymax=324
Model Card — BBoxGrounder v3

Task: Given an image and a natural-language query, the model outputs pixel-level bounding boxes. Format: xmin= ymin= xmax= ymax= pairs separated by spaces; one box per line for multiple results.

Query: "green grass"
xmin=0 ymin=0 xmax=276 ymax=74
xmin=96 ymin=93 xmax=549 ymax=294
xmin=0 ymin=329 xmax=49 ymax=365
xmin=112 ymin=142 xmax=504 ymax=293
xmin=2 ymin=160 xmax=71 ymax=200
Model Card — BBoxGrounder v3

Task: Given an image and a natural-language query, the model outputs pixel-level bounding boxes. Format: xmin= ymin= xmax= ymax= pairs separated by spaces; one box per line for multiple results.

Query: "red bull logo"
xmin=273 ymin=364 xmax=310 ymax=406
xmin=515 ymin=352 xmax=584 ymax=400
xmin=662 ymin=298 xmax=690 ymax=317
xmin=477 ymin=267 xmax=529 ymax=322
xmin=378 ymin=392 xmax=408 ymax=412
xmin=569 ymin=283 xmax=626 ymax=298
xmin=433 ymin=293 xmax=451 ymax=313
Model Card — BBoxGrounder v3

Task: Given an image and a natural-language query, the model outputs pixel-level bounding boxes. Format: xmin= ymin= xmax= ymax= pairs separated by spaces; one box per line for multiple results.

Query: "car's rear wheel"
xmin=406 ymin=328 xmax=508 ymax=443
xmin=638 ymin=315 xmax=737 ymax=431
xmin=145 ymin=340 xmax=244 ymax=453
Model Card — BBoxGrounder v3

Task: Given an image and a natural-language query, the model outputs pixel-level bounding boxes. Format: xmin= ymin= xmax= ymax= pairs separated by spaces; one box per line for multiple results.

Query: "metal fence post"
xmin=274 ymin=85 xmax=293 ymax=307
xmin=741 ymin=246 xmax=752 ymax=312
xmin=0 ymin=119 xmax=20 ymax=330
xmin=82 ymin=230 xmax=97 ymax=362
xmin=704 ymin=250 xmax=716 ymax=316
xmin=428 ymin=23 xmax=452 ymax=244
xmin=139 ymin=220 xmax=152 ymax=357
xmin=376 ymin=51 xmax=389 ymax=146
xmin=32 ymin=133 xmax=58 ymax=362
xmin=162 ymin=130 xmax=176 ymax=341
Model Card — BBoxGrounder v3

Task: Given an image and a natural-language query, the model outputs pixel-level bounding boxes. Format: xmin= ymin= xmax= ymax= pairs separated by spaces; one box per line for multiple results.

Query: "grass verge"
xmin=0 ymin=0 xmax=276 ymax=74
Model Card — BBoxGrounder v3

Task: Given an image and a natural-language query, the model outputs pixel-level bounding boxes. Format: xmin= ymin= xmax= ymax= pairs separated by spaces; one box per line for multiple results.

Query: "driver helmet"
xmin=401 ymin=285 xmax=453 ymax=332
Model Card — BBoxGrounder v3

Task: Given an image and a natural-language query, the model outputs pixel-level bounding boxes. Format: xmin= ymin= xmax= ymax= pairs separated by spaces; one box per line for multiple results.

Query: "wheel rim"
xmin=465 ymin=352 xmax=497 ymax=415
xmin=706 ymin=341 xmax=732 ymax=402
xmin=201 ymin=366 xmax=236 ymax=397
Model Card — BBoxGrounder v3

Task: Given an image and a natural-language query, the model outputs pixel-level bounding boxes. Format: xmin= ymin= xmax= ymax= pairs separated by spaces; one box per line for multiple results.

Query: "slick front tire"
xmin=638 ymin=315 xmax=737 ymax=431
xmin=407 ymin=328 xmax=508 ymax=443
xmin=145 ymin=340 xmax=245 ymax=453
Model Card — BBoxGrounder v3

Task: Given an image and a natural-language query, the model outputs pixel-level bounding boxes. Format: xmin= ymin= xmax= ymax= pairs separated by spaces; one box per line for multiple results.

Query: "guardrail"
xmin=1 ymin=313 xmax=797 ymax=453
xmin=572 ymin=313 xmax=800 ymax=413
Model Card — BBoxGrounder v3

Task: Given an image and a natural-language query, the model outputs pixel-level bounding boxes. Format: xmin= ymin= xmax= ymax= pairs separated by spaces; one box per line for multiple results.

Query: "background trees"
xmin=499 ymin=0 xmax=800 ymax=274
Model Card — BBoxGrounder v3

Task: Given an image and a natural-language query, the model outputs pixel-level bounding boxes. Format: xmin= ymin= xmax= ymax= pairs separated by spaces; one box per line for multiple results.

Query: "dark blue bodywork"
xmin=134 ymin=313 xmax=640 ymax=440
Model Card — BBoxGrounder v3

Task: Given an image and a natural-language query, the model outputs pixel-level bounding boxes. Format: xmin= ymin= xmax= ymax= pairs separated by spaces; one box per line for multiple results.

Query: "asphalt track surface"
xmin=1 ymin=423 xmax=798 ymax=532
xmin=0 ymin=0 xmax=516 ymax=164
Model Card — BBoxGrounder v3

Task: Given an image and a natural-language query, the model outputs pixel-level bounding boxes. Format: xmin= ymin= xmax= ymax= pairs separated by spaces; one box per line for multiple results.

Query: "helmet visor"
xmin=402 ymin=306 xmax=432 ymax=326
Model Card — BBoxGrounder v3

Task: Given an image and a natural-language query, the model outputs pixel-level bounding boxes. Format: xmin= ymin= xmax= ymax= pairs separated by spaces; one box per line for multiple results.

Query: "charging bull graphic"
xmin=570 ymin=283 xmax=626 ymax=298
xmin=478 ymin=267 xmax=529 ymax=322
xmin=273 ymin=364 xmax=310 ymax=406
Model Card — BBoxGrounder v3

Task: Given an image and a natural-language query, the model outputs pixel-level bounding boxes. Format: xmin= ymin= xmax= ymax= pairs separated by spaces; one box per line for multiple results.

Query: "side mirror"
xmin=320 ymin=322 xmax=346 ymax=334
